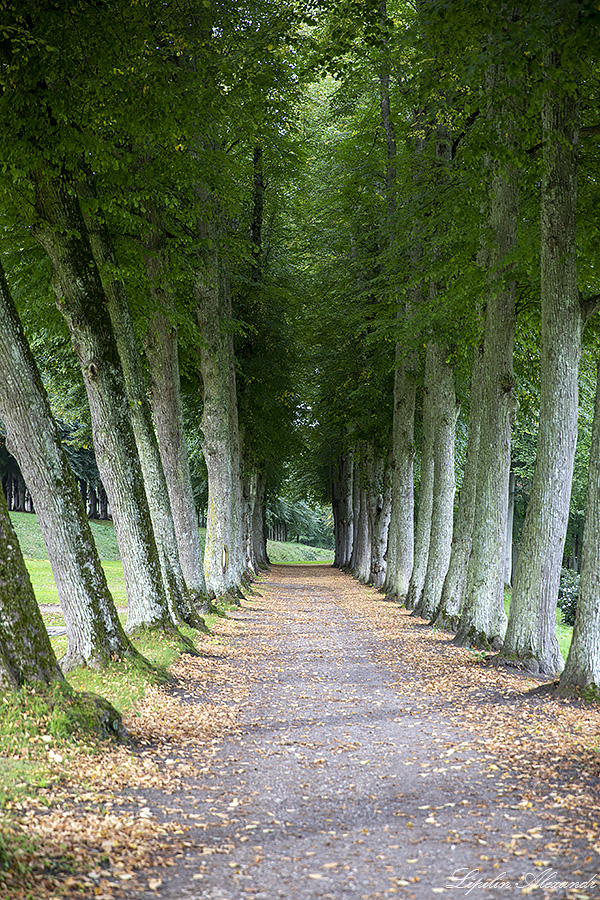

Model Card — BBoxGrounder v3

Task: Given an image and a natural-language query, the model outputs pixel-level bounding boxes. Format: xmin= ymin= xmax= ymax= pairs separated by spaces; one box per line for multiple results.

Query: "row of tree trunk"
xmin=331 ymin=5 xmax=600 ymax=699
xmin=0 ymin=161 xmax=270 ymax=683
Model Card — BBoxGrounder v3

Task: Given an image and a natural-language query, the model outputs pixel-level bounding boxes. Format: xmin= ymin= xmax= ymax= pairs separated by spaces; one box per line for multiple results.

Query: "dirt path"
xmin=115 ymin=565 xmax=600 ymax=900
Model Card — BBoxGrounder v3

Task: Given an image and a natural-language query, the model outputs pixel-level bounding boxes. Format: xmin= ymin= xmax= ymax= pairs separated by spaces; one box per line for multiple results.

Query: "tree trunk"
xmin=416 ymin=342 xmax=457 ymax=620
xmin=32 ymin=170 xmax=175 ymax=636
xmin=144 ymin=258 xmax=207 ymax=600
xmin=0 ymin=265 xmax=138 ymax=670
xmin=79 ymin=180 xmax=204 ymax=629
xmin=504 ymin=470 xmax=516 ymax=587
xmin=350 ymin=448 xmax=371 ymax=583
xmin=455 ymin=70 xmax=518 ymax=651
xmin=501 ymin=59 xmax=581 ymax=676
xmin=559 ymin=353 xmax=600 ymax=698
xmin=88 ymin=485 xmax=98 ymax=520
xmin=195 ymin=237 xmax=243 ymax=598
xmin=98 ymin=484 xmax=109 ymax=520
xmin=252 ymin=471 xmax=269 ymax=569
xmin=379 ymin=22 xmax=416 ymax=603
xmin=241 ymin=467 xmax=259 ymax=575
xmin=434 ymin=343 xmax=483 ymax=630
xmin=331 ymin=451 xmax=354 ymax=568
xmin=367 ymin=450 xmax=392 ymax=589
xmin=406 ymin=344 xmax=436 ymax=610
xmin=0 ymin=484 xmax=64 ymax=688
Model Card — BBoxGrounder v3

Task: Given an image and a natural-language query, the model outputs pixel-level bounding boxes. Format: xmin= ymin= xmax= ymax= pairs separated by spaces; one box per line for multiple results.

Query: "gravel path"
xmin=125 ymin=565 xmax=599 ymax=900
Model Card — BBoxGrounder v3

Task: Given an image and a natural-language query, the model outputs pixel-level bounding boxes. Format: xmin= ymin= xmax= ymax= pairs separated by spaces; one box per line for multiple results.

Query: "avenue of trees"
xmin=1 ymin=0 xmax=600 ymax=704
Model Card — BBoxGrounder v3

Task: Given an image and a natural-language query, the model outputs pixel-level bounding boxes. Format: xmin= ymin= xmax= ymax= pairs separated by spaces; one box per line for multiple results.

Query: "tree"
xmin=0 ymin=258 xmax=144 ymax=670
xmin=559 ymin=352 xmax=600 ymax=699
xmin=501 ymin=7 xmax=596 ymax=675
xmin=0 ymin=484 xmax=63 ymax=688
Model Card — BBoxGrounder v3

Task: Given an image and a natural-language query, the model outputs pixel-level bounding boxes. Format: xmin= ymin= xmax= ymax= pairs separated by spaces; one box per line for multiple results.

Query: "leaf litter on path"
xmin=2 ymin=565 xmax=600 ymax=899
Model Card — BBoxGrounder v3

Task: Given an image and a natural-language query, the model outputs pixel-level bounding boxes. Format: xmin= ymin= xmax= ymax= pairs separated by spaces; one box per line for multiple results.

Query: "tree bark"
xmin=195 ymin=233 xmax=243 ymax=598
xmin=241 ymin=467 xmax=259 ymax=575
xmin=367 ymin=450 xmax=392 ymax=589
xmin=379 ymin=17 xmax=416 ymax=602
xmin=350 ymin=448 xmax=371 ymax=583
xmin=32 ymin=169 xmax=175 ymax=635
xmin=0 ymin=484 xmax=64 ymax=688
xmin=0 ymin=260 xmax=138 ymax=671
xmin=501 ymin=57 xmax=581 ymax=676
xmin=406 ymin=343 xmax=436 ymax=610
xmin=434 ymin=343 xmax=483 ymax=630
xmin=455 ymin=67 xmax=518 ymax=651
xmin=145 ymin=294 xmax=207 ymax=600
xmin=78 ymin=179 xmax=205 ymax=629
xmin=416 ymin=342 xmax=457 ymax=620
xmin=331 ymin=451 xmax=354 ymax=568
xmin=252 ymin=471 xmax=269 ymax=570
xmin=559 ymin=353 xmax=600 ymax=698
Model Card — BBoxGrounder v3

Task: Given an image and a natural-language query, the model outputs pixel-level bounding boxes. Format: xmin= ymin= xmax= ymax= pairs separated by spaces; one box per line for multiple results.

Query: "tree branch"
xmin=580 ymin=123 xmax=600 ymax=138
xmin=581 ymin=293 xmax=600 ymax=326
xmin=452 ymin=109 xmax=480 ymax=158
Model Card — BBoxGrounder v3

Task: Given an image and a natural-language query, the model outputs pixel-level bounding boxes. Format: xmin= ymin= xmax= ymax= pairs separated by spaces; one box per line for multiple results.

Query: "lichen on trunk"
xmin=0 ymin=260 xmax=139 ymax=671
xmin=32 ymin=169 xmax=175 ymax=636
xmin=501 ymin=56 xmax=581 ymax=677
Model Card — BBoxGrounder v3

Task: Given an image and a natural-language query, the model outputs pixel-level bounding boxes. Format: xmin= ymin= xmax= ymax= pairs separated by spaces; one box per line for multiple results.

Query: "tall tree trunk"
xmin=379 ymin=15 xmax=416 ymax=602
xmin=143 ymin=252 xmax=207 ymax=600
xmin=455 ymin=66 xmax=518 ymax=651
xmin=406 ymin=344 xmax=436 ymax=610
xmin=0 ymin=481 xmax=64 ymax=688
xmin=504 ymin=470 xmax=516 ymax=586
xmin=559 ymin=353 xmax=600 ymax=698
xmin=416 ymin=342 xmax=457 ymax=620
xmin=350 ymin=448 xmax=371 ymax=583
xmin=195 ymin=236 xmax=243 ymax=598
xmin=78 ymin=180 xmax=204 ymax=629
xmin=367 ymin=450 xmax=392 ymax=589
xmin=434 ymin=344 xmax=483 ymax=630
xmin=252 ymin=471 xmax=269 ymax=569
xmin=501 ymin=56 xmax=581 ymax=676
xmin=32 ymin=170 xmax=175 ymax=636
xmin=331 ymin=451 xmax=354 ymax=568
xmin=0 ymin=262 xmax=138 ymax=671
xmin=241 ymin=467 xmax=259 ymax=575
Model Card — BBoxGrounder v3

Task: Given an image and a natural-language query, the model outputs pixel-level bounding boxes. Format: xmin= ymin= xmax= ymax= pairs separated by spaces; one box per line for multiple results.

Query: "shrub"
xmin=557 ymin=567 xmax=579 ymax=627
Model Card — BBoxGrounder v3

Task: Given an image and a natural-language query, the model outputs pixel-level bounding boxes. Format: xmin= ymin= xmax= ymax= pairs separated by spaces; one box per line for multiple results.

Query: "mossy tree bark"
xmin=0 ymin=261 xmax=138 ymax=671
xmin=455 ymin=65 xmax=518 ymax=651
xmin=32 ymin=170 xmax=174 ymax=635
xmin=406 ymin=342 xmax=436 ymax=611
xmin=78 ymin=180 xmax=204 ymax=629
xmin=140 ymin=205 xmax=207 ymax=600
xmin=366 ymin=449 xmax=392 ymax=590
xmin=416 ymin=342 xmax=457 ymax=620
xmin=0 ymin=485 xmax=64 ymax=688
xmin=195 ymin=232 xmax=244 ymax=598
xmin=350 ymin=448 xmax=371 ymax=583
xmin=501 ymin=56 xmax=582 ymax=676
xmin=379 ymin=26 xmax=416 ymax=603
xmin=434 ymin=344 xmax=483 ymax=630
xmin=145 ymin=292 xmax=207 ymax=600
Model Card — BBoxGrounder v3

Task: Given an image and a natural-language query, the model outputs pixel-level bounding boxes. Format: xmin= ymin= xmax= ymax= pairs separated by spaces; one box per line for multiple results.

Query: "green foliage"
xmin=558 ymin=568 xmax=580 ymax=628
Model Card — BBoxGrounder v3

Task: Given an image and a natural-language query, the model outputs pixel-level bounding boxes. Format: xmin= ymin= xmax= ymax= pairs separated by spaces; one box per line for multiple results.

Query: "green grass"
xmin=267 ymin=539 xmax=333 ymax=564
xmin=9 ymin=510 xmax=121 ymax=560
xmin=504 ymin=589 xmax=573 ymax=658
